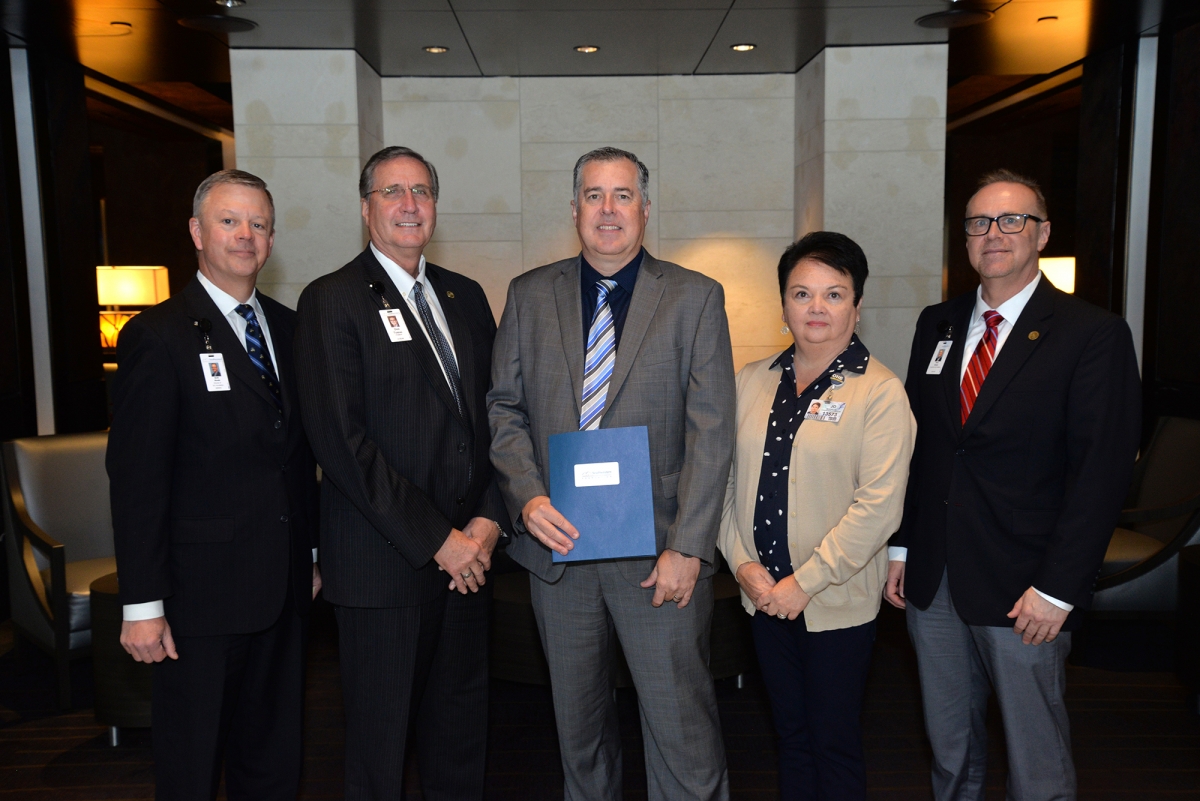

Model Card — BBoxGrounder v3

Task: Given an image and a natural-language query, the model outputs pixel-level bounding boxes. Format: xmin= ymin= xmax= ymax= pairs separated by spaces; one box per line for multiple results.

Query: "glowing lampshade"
xmin=97 ymin=265 xmax=170 ymax=306
xmin=97 ymin=266 xmax=170 ymax=348
xmin=1039 ymin=257 xmax=1075 ymax=293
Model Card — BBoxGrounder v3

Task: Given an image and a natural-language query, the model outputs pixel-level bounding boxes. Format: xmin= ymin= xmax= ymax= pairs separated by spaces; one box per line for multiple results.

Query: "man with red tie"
xmin=886 ymin=169 xmax=1142 ymax=800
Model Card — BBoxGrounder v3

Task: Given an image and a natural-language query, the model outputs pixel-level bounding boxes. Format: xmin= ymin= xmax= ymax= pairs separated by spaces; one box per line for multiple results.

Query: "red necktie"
xmin=960 ymin=310 xmax=1004 ymax=424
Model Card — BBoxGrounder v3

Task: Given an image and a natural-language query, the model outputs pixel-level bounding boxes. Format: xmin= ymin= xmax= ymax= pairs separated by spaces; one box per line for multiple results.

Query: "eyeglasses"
xmin=963 ymin=213 xmax=1044 ymax=236
xmin=365 ymin=184 xmax=434 ymax=203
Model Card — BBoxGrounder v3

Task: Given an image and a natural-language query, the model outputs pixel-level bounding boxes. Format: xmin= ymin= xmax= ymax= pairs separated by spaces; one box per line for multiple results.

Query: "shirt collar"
xmin=196 ymin=270 xmax=262 ymax=318
xmin=370 ymin=242 xmax=428 ymax=299
xmin=581 ymin=248 xmax=643 ymax=295
xmin=771 ymin=333 xmax=871 ymax=376
xmin=973 ymin=270 xmax=1042 ymax=326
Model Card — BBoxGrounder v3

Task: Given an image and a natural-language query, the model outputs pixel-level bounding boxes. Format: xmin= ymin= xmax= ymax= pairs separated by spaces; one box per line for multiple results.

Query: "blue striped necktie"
xmin=580 ymin=279 xmax=618 ymax=431
xmin=412 ymin=282 xmax=465 ymax=418
xmin=234 ymin=304 xmax=282 ymax=411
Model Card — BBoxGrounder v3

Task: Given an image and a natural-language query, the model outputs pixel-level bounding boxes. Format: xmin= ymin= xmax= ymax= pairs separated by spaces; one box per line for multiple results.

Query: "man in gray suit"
xmin=488 ymin=147 xmax=735 ymax=801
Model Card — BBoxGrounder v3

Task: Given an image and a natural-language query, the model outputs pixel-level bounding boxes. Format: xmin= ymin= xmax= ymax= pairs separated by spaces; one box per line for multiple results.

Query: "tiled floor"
xmin=1 ymin=600 xmax=1197 ymax=799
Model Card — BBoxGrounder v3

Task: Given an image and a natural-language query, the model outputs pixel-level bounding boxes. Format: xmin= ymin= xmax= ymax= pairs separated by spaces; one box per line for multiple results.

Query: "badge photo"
xmin=804 ymin=400 xmax=846 ymax=423
xmin=379 ymin=308 xmax=413 ymax=342
xmin=200 ymin=353 xmax=231 ymax=392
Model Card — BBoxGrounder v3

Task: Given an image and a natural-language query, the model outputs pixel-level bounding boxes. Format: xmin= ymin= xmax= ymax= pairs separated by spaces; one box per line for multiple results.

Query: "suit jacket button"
xmin=456 ymin=498 xmax=464 ymax=505
xmin=458 ymin=442 xmax=466 ymax=453
xmin=280 ymin=515 xmax=289 ymax=523
xmin=274 ymin=420 xmax=283 ymax=430
xmin=955 ymin=448 xmax=965 ymax=455
xmin=943 ymin=500 xmax=949 ymax=505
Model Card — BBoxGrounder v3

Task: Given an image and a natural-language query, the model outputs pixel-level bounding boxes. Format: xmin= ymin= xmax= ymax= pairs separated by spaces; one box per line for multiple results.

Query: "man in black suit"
xmin=886 ymin=169 xmax=1141 ymax=800
xmin=294 ymin=146 xmax=506 ymax=800
xmin=109 ymin=169 xmax=320 ymax=800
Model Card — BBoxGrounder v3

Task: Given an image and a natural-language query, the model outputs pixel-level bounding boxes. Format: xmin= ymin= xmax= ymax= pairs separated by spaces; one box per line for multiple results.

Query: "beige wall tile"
xmin=733 ymin=345 xmax=786 ymax=373
xmin=432 ymin=214 xmax=523 ymax=243
xmin=236 ymin=124 xmax=360 ymax=159
xmin=421 ymin=241 xmax=524 ymax=320
xmin=825 ymin=118 xmax=945 ymax=153
xmin=659 ymin=210 xmax=793 ymax=241
xmin=383 ymin=76 xmax=520 ymax=103
xmin=794 ymin=158 xmax=824 ymax=237
xmin=858 ymin=305 xmax=922 ymax=378
xmin=355 ymin=54 xmax=383 ymax=144
xmin=232 ymin=50 xmax=360 ymax=126
xmin=658 ymin=73 xmax=794 ymax=100
xmin=864 ymin=276 xmax=943 ymax=309
xmin=824 ymin=45 xmax=948 ymax=121
xmin=383 ymin=100 xmax=521 ymax=215
xmin=658 ymin=97 xmax=793 ymax=212
xmin=519 ymin=77 xmax=658 ymax=143
xmin=255 ymin=282 xmax=307 ymax=312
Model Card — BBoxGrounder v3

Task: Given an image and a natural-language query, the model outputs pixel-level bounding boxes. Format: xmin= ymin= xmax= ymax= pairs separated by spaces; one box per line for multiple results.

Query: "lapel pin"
xmin=446 ymin=291 xmax=455 ymax=299
xmin=1028 ymin=331 xmax=1040 ymax=341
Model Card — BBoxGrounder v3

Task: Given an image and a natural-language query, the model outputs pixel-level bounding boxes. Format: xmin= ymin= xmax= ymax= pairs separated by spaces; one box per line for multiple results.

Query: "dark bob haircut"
xmin=777 ymin=231 xmax=868 ymax=305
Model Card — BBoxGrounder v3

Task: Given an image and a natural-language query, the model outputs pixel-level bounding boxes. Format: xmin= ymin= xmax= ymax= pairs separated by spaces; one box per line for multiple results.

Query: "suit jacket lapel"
xmin=941 ymin=294 xmax=976 ymax=430
xmin=361 ymin=251 xmax=465 ymax=426
xmin=960 ymin=278 xmax=1055 ymax=439
xmin=553 ymin=258 xmax=586 ymax=422
xmin=426 ymin=264 xmax=475 ymax=428
xmin=182 ymin=278 xmax=278 ymax=412
xmin=605 ymin=254 xmax=665 ymax=413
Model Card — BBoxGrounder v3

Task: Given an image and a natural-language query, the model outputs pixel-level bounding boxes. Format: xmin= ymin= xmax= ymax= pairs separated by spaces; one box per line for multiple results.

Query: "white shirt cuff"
xmin=1033 ymin=588 xmax=1073 ymax=611
xmin=888 ymin=546 xmax=908 ymax=561
xmin=312 ymin=548 xmax=318 ymax=563
xmin=123 ymin=600 xmax=165 ymax=621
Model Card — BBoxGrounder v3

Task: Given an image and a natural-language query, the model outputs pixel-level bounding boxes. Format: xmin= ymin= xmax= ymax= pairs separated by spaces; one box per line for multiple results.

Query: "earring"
xmin=855 ymin=318 xmax=861 ymax=332
xmin=781 ymin=324 xmax=790 ymax=335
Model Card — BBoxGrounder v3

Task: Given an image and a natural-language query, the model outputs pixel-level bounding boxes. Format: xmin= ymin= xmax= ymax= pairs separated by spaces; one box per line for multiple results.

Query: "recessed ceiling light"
xmin=574 ymin=45 xmax=599 ymax=54
xmin=730 ymin=43 xmax=756 ymax=52
xmin=423 ymin=45 xmax=449 ymax=54
xmin=214 ymin=0 xmax=245 ymax=7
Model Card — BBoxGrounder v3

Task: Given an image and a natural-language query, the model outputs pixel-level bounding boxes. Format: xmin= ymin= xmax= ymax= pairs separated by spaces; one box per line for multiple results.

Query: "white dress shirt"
xmin=123 ymin=273 xmax=313 ymax=623
xmin=370 ymin=243 xmax=458 ymax=388
xmin=889 ymin=272 xmax=1071 ymax=611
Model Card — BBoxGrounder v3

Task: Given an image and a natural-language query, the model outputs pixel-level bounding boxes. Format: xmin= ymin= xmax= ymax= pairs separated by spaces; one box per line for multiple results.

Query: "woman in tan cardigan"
xmin=718 ymin=231 xmax=915 ymax=800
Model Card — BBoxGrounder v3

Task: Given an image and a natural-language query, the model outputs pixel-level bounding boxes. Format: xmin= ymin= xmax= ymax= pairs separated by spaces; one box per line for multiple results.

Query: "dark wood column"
xmin=24 ymin=15 xmax=107 ymax=433
xmin=0 ymin=44 xmax=37 ymax=441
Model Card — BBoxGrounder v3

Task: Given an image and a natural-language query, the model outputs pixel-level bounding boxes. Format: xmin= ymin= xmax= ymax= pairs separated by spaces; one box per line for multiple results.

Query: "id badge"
xmin=804 ymin=400 xmax=846 ymax=423
xmin=200 ymin=353 xmax=231 ymax=392
xmin=379 ymin=309 xmax=412 ymax=342
xmin=926 ymin=340 xmax=954 ymax=375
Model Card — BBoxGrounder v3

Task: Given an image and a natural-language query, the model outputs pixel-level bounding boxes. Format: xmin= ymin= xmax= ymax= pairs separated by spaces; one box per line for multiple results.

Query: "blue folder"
xmin=548 ymin=425 xmax=658 ymax=563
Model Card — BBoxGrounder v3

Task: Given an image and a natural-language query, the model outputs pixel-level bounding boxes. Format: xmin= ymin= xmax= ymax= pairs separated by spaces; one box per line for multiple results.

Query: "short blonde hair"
xmin=192 ymin=169 xmax=275 ymax=228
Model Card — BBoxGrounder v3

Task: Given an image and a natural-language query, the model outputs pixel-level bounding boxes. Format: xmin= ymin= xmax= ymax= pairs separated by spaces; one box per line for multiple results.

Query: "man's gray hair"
xmin=192 ymin=169 xmax=275 ymax=227
xmin=359 ymin=146 xmax=440 ymax=201
xmin=572 ymin=147 xmax=650 ymax=206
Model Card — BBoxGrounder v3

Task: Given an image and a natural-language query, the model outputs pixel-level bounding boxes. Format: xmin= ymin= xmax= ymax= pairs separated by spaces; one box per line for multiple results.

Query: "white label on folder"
xmin=575 ymin=462 xmax=621 ymax=487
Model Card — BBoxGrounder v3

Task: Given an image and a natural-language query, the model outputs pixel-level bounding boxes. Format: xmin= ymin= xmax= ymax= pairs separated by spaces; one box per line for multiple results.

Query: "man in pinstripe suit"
xmin=294 ymin=147 xmax=507 ymax=800
xmin=488 ymin=147 xmax=736 ymax=801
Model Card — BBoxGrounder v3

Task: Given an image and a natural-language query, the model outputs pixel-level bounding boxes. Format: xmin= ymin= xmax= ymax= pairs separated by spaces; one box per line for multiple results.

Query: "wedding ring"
xmin=672 ymin=594 xmax=682 ymax=602
xmin=461 ymin=572 xmax=472 ymax=579
xmin=777 ymin=613 xmax=786 ymax=619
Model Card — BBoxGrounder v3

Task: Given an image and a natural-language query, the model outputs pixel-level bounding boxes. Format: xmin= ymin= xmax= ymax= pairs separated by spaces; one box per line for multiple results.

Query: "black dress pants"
xmin=751 ymin=610 xmax=876 ymax=801
xmin=335 ymin=586 xmax=490 ymax=801
xmin=151 ymin=599 xmax=308 ymax=801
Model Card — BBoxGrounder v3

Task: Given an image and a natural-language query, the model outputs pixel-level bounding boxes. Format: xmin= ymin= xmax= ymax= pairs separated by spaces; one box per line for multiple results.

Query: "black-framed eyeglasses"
xmin=963 ymin=213 xmax=1044 ymax=236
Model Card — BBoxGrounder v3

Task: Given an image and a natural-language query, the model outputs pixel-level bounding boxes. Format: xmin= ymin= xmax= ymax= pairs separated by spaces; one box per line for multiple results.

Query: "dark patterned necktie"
xmin=412 ymin=282 xmax=465 ymax=417
xmin=234 ymin=304 xmax=282 ymax=411
xmin=580 ymin=279 xmax=618 ymax=430
xmin=960 ymin=310 xmax=1003 ymax=424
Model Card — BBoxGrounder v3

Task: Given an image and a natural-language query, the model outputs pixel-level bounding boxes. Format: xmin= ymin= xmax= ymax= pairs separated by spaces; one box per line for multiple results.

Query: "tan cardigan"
xmin=718 ymin=349 xmax=916 ymax=631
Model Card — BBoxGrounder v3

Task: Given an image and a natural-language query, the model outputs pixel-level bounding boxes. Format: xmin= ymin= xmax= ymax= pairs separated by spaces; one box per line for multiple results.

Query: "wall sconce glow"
xmin=97 ymin=266 xmax=170 ymax=348
xmin=730 ymin=43 xmax=756 ymax=52
xmin=1039 ymin=257 xmax=1075 ymax=293
xmin=423 ymin=46 xmax=449 ymax=54
xmin=574 ymin=45 xmax=600 ymax=54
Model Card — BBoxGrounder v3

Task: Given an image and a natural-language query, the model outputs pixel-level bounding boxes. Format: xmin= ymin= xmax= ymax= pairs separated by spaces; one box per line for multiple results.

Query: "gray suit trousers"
xmin=529 ymin=562 xmax=730 ymax=801
xmin=907 ymin=572 xmax=1075 ymax=801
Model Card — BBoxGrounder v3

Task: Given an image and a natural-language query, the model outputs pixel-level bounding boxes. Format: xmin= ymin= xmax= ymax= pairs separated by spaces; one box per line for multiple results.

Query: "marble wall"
xmin=795 ymin=44 xmax=948 ymax=378
xmin=381 ymin=73 xmax=796 ymax=369
xmin=229 ymin=48 xmax=947 ymax=374
xmin=230 ymin=49 xmax=381 ymax=309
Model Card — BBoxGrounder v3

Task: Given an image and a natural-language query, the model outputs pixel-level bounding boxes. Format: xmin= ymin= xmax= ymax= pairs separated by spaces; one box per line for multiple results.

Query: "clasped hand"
xmin=437 ymin=517 xmax=500 ymax=594
xmin=736 ymin=562 xmax=809 ymax=621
